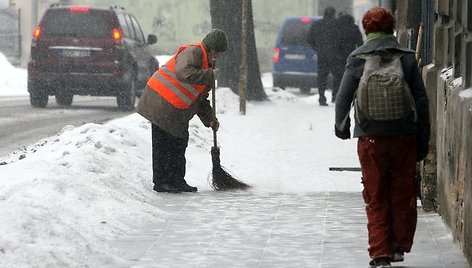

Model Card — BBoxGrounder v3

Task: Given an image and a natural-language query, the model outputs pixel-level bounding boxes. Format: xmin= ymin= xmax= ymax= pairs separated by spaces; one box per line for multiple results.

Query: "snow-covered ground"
xmin=0 ymin=53 xmax=27 ymax=96
xmin=0 ymin=53 xmax=360 ymax=267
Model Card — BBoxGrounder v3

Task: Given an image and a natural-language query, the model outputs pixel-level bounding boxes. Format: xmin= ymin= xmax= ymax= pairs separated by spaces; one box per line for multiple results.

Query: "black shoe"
xmin=369 ymin=257 xmax=391 ymax=267
xmin=319 ymin=95 xmax=327 ymax=105
xmin=153 ymin=183 xmax=181 ymax=193
xmin=175 ymin=181 xmax=198 ymax=192
xmin=392 ymin=248 xmax=404 ymax=262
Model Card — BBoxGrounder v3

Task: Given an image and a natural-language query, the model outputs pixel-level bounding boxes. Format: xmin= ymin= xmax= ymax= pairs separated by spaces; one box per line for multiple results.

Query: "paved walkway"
xmin=109 ymin=192 xmax=470 ymax=268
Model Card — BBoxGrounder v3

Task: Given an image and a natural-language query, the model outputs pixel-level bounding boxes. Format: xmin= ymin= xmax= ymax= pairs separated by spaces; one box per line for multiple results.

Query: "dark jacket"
xmin=306 ymin=17 xmax=339 ymax=60
xmin=335 ymin=36 xmax=430 ymax=147
xmin=336 ymin=16 xmax=363 ymax=66
xmin=136 ymin=45 xmax=215 ymax=139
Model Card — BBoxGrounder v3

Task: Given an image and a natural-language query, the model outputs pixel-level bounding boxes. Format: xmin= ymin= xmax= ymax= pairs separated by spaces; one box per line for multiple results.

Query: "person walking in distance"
xmin=334 ymin=7 xmax=430 ymax=268
xmin=334 ymin=12 xmax=363 ymax=102
xmin=136 ymin=29 xmax=227 ymax=193
xmin=306 ymin=6 xmax=343 ymax=106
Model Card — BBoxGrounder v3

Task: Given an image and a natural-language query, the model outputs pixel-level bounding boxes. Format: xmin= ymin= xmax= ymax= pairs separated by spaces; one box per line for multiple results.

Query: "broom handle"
xmin=211 ymin=61 xmax=218 ymax=148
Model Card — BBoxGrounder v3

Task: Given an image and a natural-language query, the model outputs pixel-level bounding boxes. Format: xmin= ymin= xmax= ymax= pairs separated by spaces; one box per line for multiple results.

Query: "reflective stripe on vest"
xmin=147 ymin=42 xmax=209 ymax=109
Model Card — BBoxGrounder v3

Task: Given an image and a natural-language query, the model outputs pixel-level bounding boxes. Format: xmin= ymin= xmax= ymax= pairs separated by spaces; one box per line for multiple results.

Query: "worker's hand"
xmin=213 ymin=68 xmax=220 ymax=80
xmin=210 ymin=118 xmax=220 ymax=132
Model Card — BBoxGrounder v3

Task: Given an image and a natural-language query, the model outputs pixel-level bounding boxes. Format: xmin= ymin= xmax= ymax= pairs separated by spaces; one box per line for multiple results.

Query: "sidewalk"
xmin=109 ymin=191 xmax=470 ymax=268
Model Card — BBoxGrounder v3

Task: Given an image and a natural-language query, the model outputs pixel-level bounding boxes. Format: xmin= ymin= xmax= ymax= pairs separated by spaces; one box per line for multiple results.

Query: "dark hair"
xmin=338 ymin=11 xmax=348 ymax=18
xmin=338 ymin=12 xmax=355 ymax=24
xmin=324 ymin=6 xmax=336 ymax=18
xmin=362 ymin=7 xmax=395 ymax=35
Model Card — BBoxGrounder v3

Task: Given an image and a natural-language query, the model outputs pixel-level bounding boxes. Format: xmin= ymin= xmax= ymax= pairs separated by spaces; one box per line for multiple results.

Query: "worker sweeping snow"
xmin=137 ymin=29 xmax=248 ymax=193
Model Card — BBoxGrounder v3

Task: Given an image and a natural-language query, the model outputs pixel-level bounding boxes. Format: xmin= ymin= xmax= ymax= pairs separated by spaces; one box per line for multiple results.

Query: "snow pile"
xmin=0 ymin=52 xmax=27 ymax=96
xmin=0 ymin=116 xmax=169 ymax=266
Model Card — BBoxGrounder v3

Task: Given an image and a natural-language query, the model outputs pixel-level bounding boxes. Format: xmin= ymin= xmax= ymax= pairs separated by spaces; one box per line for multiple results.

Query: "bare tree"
xmin=209 ymin=0 xmax=267 ymax=101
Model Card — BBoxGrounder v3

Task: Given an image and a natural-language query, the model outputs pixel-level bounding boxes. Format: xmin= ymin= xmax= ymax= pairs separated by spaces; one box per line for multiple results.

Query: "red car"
xmin=28 ymin=4 xmax=159 ymax=111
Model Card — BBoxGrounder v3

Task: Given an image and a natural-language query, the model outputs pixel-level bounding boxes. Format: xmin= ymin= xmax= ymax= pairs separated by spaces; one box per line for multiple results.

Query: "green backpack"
xmin=354 ymin=52 xmax=417 ymax=127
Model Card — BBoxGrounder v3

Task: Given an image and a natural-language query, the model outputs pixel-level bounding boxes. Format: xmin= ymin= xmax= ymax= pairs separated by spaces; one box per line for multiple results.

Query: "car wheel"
xmin=28 ymin=82 xmax=49 ymax=108
xmin=55 ymin=92 xmax=74 ymax=106
xmin=116 ymin=78 xmax=136 ymax=111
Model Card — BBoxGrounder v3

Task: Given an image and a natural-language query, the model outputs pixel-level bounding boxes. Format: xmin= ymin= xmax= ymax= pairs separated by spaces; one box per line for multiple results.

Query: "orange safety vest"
xmin=147 ymin=42 xmax=210 ymax=109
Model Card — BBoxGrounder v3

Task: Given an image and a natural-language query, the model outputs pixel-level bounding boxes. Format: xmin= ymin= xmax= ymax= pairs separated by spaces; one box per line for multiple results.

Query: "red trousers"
xmin=357 ymin=135 xmax=418 ymax=259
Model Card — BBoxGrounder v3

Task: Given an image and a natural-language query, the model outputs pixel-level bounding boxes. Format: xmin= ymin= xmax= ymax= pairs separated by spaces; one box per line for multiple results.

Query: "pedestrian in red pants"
xmin=358 ymin=136 xmax=418 ymax=261
xmin=334 ymin=7 xmax=430 ymax=268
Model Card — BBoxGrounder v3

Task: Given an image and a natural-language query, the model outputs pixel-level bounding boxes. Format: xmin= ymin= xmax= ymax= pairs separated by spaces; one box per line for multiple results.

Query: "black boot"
xmin=174 ymin=181 xmax=198 ymax=192
xmin=153 ymin=183 xmax=181 ymax=193
xmin=319 ymin=95 xmax=328 ymax=106
xmin=369 ymin=257 xmax=391 ymax=267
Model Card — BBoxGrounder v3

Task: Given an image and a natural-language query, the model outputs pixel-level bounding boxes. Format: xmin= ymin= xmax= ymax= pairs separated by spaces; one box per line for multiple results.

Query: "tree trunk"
xmin=239 ymin=0 xmax=248 ymax=114
xmin=209 ymin=0 xmax=267 ymax=101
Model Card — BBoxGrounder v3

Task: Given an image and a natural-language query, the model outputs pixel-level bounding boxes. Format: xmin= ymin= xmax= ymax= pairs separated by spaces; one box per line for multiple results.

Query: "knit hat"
xmin=202 ymin=29 xmax=228 ymax=52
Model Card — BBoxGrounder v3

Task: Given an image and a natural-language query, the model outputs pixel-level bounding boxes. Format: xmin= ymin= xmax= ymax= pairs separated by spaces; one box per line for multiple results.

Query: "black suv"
xmin=28 ymin=4 xmax=159 ymax=111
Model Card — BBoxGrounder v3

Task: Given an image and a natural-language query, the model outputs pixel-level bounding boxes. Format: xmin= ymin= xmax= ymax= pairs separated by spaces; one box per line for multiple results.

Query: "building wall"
xmin=397 ymin=0 xmax=472 ymax=264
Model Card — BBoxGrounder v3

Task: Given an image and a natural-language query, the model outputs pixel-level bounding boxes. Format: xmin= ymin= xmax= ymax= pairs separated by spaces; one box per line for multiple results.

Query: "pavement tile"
xmin=108 ymin=192 xmax=470 ymax=268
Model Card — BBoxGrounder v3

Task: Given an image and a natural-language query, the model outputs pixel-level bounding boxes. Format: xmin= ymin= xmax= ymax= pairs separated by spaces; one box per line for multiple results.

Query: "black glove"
xmin=335 ymin=116 xmax=351 ymax=140
xmin=416 ymin=141 xmax=429 ymax=162
xmin=335 ymin=126 xmax=350 ymax=140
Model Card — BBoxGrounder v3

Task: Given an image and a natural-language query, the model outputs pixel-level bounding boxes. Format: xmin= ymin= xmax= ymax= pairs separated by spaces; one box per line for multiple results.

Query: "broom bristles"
xmin=210 ymin=146 xmax=250 ymax=191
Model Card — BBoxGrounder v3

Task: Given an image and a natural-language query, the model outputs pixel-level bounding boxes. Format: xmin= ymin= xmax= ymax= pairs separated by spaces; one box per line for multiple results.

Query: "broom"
xmin=209 ymin=75 xmax=250 ymax=191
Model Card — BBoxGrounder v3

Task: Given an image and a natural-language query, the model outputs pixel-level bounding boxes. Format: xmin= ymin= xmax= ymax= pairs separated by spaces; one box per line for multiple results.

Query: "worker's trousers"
xmin=151 ymin=124 xmax=188 ymax=186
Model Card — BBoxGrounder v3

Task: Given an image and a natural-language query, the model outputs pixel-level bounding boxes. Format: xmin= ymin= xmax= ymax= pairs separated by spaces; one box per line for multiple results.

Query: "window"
xmin=124 ymin=14 xmax=136 ymax=40
xmin=280 ymin=20 xmax=311 ymax=46
xmin=130 ymin=15 xmax=145 ymax=43
xmin=41 ymin=10 xmax=113 ymax=38
xmin=117 ymin=13 xmax=130 ymax=38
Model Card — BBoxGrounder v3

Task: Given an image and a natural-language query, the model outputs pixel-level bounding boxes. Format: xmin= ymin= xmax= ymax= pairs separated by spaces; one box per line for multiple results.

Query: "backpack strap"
xmin=339 ymin=101 xmax=354 ymax=131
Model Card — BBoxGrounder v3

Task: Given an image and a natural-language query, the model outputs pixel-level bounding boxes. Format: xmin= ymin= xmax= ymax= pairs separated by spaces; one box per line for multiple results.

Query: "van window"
xmin=280 ymin=20 xmax=311 ymax=46
xmin=41 ymin=9 xmax=113 ymax=38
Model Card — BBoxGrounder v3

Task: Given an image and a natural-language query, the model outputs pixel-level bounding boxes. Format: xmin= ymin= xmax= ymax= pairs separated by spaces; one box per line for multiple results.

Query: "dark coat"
xmin=136 ymin=45 xmax=215 ymax=139
xmin=336 ymin=16 xmax=363 ymax=66
xmin=335 ymin=36 xmax=430 ymax=148
xmin=306 ymin=17 xmax=339 ymax=60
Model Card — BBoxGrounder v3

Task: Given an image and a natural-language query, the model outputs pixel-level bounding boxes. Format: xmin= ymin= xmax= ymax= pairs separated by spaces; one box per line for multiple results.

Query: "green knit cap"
xmin=202 ymin=29 xmax=228 ymax=52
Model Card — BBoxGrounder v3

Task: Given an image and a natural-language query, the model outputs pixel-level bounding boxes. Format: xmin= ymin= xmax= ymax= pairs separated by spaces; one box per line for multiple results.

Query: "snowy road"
xmin=0 ymin=95 xmax=132 ymax=157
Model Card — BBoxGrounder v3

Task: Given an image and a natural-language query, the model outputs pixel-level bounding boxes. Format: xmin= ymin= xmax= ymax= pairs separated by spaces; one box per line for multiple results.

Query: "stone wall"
xmin=416 ymin=0 xmax=472 ymax=264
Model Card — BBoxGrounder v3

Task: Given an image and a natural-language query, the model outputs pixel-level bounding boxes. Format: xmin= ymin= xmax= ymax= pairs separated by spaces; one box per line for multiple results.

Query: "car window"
xmin=280 ymin=20 xmax=311 ymax=46
xmin=130 ymin=15 xmax=145 ymax=43
xmin=117 ymin=13 xmax=130 ymax=38
xmin=41 ymin=9 xmax=113 ymax=38
xmin=124 ymin=14 xmax=136 ymax=40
